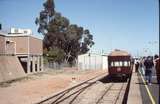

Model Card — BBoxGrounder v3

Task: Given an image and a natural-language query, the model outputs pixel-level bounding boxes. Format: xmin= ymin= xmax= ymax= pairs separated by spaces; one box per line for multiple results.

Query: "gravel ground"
xmin=71 ymin=81 xmax=112 ymax=104
xmin=0 ymin=69 xmax=106 ymax=104
xmin=58 ymin=81 xmax=126 ymax=104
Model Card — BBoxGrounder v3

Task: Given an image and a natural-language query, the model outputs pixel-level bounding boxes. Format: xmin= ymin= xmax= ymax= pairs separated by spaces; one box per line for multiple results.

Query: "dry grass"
xmin=0 ymin=68 xmax=99 ymax=88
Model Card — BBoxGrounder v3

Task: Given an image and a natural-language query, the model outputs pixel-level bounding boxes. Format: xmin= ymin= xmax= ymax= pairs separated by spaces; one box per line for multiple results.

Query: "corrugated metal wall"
xmin=0 ymin=35 xmax=5 ymax=54
xmin=78 ymin=53 xmax=108 ymax=70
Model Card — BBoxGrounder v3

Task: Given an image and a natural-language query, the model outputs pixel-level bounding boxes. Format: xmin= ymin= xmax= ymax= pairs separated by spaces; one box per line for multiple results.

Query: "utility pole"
xmin=88 ymin=52 xmax=91 ymax=70
xmin=148 ymin=41 xmax=158 ymax=57
xmin=0 ymin=23 xmax=2 ymax=30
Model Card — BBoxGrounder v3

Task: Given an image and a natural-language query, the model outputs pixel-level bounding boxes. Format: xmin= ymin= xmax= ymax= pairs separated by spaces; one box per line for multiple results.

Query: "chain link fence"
xmin=44 ymin=61 xmax=78 ymax=70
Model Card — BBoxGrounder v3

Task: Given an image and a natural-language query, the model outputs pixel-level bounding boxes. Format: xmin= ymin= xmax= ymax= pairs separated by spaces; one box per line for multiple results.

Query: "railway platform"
xmin=127 ymin=71 xmax=142 ymax=104
xmin=128 ymin=67 xmax=159 ymax=104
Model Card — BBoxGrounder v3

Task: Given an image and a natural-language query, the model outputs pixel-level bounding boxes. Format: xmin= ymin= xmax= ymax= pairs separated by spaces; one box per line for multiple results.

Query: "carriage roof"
xmin=108 ymin=49 xmax=130 ymax=56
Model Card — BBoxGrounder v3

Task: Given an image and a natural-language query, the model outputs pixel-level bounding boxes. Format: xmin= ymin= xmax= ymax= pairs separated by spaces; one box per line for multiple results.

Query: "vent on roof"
xmin=10 ymin=28 xmax=32 ymax=35
xmin=115 ymin=49 xmax=120 ymax=51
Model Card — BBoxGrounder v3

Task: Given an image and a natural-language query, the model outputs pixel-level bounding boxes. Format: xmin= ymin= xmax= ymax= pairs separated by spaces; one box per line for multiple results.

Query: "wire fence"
xmin=44 ymin=61 xmax=77 ymax=70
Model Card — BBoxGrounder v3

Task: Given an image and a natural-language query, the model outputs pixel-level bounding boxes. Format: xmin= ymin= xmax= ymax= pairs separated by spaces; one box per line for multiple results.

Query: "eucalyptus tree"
xmin=36 ymin=0 xmax=94 ymax=65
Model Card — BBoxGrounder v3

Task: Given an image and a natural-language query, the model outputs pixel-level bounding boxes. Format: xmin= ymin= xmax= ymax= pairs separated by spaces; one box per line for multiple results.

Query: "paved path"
xmin=127 ymin=72 xmax=142 ymax=104
xmin=138 ymin=68 xmax=159 ymax=104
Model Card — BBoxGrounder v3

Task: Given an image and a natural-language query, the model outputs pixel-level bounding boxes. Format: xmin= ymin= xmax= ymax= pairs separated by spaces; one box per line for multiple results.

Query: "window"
xmin=14 ymin=29 xmax=18 ymax=33
xmin=6 ymin=40 xmax=10 ymax=44
xmin=111 ymin=62 xmax=114 ymax=67
xmin=24 ymin=31 xmax=28 ymax=34
xmin=114 ymin=61 xmax=119 ymax=67
xmin=128 ymin=62 xmax=130 ymax=66
xmin=124 ymin=61 xmax=128 ymax=66
xmin=119 ymin=61 xmax=123 ymax=66
xmin=109 ymin=60 xmax=131 ymax=67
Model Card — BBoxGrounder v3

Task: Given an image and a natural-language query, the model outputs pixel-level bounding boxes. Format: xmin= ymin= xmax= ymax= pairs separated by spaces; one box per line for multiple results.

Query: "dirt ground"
xmin=0 ymin=69 xmax=107 ymax=104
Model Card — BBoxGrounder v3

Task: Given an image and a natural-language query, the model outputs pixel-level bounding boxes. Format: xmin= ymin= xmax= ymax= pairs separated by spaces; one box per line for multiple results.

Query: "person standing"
xmin=144 ymin=56 xmax=154 ymax=85
xmin=135 ymin=61 xmax=139 ymax=72
xmin=140 ymin=57 xmax=145 ymax=75
xmin=155 ymin=57 xmax=160 ymax=84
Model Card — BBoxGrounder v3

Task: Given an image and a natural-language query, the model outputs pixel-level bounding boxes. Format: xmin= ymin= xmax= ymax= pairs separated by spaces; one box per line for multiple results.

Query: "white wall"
xmin=78 ymin=53 xmax=108 ymax=70
xmin=102 ymin=56 xmax=108 ymax=70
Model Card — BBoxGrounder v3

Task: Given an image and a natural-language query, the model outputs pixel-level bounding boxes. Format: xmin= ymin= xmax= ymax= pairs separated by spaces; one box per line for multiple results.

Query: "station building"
xmin=0 ymin=28 xmax=43 ymax=82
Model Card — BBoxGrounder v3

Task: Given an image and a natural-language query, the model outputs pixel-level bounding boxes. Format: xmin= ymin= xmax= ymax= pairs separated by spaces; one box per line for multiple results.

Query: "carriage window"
xmin=114 ymin=61 xmax=119 ymax=67
xmin=111 ymin=62 xmax=114 ymax=67
xmin=128 ymin=62 xmax=130 ymax=66
xmin=110 ymin=61 xmax=128 ymax=67
xmin=124 ymin=61 xmax=128 ymax=66
xmin=119 ymin=61 xmax=123 ymax=66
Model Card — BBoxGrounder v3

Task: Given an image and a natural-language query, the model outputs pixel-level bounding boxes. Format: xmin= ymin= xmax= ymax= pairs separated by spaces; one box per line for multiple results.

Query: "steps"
xmin=0 ymin=56 xmax=26 ymax=82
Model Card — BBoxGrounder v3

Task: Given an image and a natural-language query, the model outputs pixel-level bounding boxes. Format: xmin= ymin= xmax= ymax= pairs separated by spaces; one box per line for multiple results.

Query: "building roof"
xmin=108 ymin=49 xmax=130 ymax=56
xmin=7 ymin=34 xmax=42 ymax=40
xmin=0 ymin=31 xmax=8 ymax=36
xmin=0 ymin=28 xmax=43 ymax=40
xmin=0 ymin=31 xmax=42 ymax=40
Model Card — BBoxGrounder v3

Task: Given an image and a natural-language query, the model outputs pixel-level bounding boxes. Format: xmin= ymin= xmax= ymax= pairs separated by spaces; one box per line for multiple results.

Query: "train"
xmin=108 ymin=49 xmax=133 ymax=78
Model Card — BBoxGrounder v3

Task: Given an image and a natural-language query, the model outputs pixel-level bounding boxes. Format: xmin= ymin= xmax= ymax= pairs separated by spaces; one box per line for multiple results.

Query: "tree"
xmin=45 ymin=48 xmax=65 ymax=64
xmin=36 ymin=0 xmax=94 ymax=65
xmin=80 ymin=29 xmax=94 ymax=54
xmin=43 ymin=12 xmax=70 ymax=50
xmin=35 ymin=0 xmax=55 ymax=34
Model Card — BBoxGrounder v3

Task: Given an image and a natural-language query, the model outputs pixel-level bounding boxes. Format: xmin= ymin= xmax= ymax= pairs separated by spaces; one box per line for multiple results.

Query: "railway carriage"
xmin=108 ymin=49 xmax=132 ymax=78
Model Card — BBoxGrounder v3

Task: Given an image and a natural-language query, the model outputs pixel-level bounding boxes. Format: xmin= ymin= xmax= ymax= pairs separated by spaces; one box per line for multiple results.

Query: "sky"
xmin=0 ymin=0 xmax=159 ymax=56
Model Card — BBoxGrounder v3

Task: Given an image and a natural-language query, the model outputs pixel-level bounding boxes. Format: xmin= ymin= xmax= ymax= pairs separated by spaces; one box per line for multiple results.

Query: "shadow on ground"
xmin=98 ymin=74 xmax=131 ymax=104
xmin=98 ymin=75 xmax=128 ymax=83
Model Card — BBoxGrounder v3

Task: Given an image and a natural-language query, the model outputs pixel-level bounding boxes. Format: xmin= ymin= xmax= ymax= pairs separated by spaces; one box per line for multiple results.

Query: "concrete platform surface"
xmin=127 ymin=72 xmax=142 ymax=104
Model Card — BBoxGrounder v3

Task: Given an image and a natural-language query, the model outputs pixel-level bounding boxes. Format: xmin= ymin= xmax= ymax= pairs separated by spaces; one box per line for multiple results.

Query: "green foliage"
xmin=36 ymin=0 xmax=94 ymax=64
xmin=46 ymin=48 xmax=65 ymax=64
xmin=35 ymin=0 xmax=55 ymax=34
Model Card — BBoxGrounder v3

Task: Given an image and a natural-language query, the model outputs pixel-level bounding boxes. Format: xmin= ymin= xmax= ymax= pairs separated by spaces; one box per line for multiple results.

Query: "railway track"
xmin=35 ymin=74 xmax=128 ymax=104
xmin=95 ymin=82 xmax=126 ymax=104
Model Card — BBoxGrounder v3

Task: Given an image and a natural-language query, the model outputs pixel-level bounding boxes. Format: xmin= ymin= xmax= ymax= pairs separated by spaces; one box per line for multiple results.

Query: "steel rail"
xmin=35 ymin=72 xmax=107 ymax=104
xmin=52 ymin=81 xmax=96 ymax=104
xmin=114 ymin=83 xmax=125 ymax=104
xmin=96 ymin=83 xmax=114 ymax=104
xmin=96 ymin=80 xmax=127 ymax=104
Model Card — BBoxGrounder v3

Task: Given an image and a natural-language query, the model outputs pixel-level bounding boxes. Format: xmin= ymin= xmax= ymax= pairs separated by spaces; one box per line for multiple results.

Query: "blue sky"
xmin=0 ymin=0 xmax=159 ymax=56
